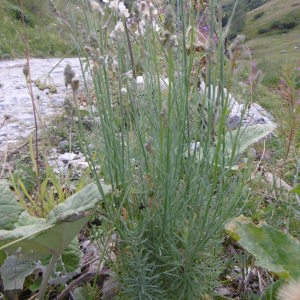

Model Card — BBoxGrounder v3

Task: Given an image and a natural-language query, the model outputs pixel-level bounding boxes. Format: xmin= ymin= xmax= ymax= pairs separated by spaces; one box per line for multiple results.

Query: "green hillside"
xmin=222 ymin=0 xmax=300 ymax=85
xmin=244 ymin=0 xmax=300 ymax=39
xmin=1 ymin=0 xmax=299 ymax=87
xmin=242 ymin=0 xmax=300 ymax=85
xmin=0 ymin=0 xmax=80 ymax=59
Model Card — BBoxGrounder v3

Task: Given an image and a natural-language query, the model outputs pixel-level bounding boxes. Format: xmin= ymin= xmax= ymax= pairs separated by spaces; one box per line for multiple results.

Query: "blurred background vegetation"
xmin=0 ymin=0 xmax=82 ymax=59
xmin=1 ymin=0 xmax=299 ymax=87
xmin=222 ymin=0 xmax=300 ymax=86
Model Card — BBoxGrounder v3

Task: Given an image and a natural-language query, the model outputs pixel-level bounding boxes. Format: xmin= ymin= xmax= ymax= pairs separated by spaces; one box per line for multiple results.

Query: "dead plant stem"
xmin=20 ymin=0 xmax=42 ymax=208
xmin=125 ymin=21 xmax=136 ymax=79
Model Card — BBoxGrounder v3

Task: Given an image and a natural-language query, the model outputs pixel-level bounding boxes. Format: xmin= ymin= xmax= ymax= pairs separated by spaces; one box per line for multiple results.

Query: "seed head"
xmin=89 ymin=0 xmax=104 ymax=15
xmin=23 ymin=64 xmax=29 ymax=78
xmin=160 ymin=106 xmax=168 ymax=125
xmin=64 ymin=64 xmax=75 ymax=88
xmin=115 ymin=21 xmax=125 ymax=33
xmin=88 ymin=31 xmax=99 ymax=49
xmin=84 ymin=45 xmax=93 ymax=56
xmin=109 ymin=0 xmax=118 ymax=12
xmin=118 ymin=1 xmax=129 ymax=18
xmin=144 ymin=138 xmax=153 ymax=154
xmin=71 ymin=78 xmax=80 ymax=92
xmin=163 ymin=5 xmax=176 ymax=34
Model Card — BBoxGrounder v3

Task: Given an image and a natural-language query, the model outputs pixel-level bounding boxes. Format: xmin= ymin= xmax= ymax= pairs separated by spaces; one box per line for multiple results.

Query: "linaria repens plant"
xmin=65 ymin=0 xmax=273 ymax=298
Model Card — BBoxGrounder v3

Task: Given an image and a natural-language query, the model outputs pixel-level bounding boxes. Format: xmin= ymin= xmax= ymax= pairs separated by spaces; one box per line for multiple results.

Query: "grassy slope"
xmin=244 ymin=0 xmax=300 ymax=38
xmin=242 ymin=0 xmax=300 ymax=84
xmin=0 ymin=0 xmax=78 ymax=59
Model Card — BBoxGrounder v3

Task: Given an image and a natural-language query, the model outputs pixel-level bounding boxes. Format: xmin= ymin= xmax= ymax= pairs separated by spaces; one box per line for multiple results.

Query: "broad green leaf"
xmin=17 ymin=210 xmax=45 ymax=227
xmin=73 ymin=286 xmax=92 ymax=300
xmin=0 ymin=255 xmax=38 ymax=290
xmin=226 ymin=218 xmax=300 ymax=279
xmin=46 ymin=182 xmax=111 ymax=224
xmin=224 ymin=214 xmax=251 ymax=240
xmin=186 ymin=123 xmax=276 ymax=164
xmin=0 ymin=181 xmax=111 ymax=292
xmin=225 ymin=123 xmax=276 ymax=156
xmin=61 ymin=238 xmax=82 ymax=273
xmin=0 ymin=183 xmax=24 ymax=230
xmin=0 ymin=182 xmax=110 ymax=256
xmin=291 ymin=184 xmax=300 ymax=195
xmin=29 ymin=277 xmax=42 ymax=292
xmin=0 ymin=250 xmax=6 ymax=265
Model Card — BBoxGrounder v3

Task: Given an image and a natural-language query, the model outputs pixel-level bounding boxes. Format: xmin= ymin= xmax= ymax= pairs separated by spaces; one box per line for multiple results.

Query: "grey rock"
xmin=199 ymin=82 xmax=275 ymax=130
xmin=58 ymin=140 xmax=69 ymax=149
xmin=228 ymin=102 xmax=274 ymax=129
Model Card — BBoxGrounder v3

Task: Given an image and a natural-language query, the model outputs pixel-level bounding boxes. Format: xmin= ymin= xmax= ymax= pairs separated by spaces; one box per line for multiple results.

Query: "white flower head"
xmin=149 ymin=3 xmax=158 ymax=16
xmin=123 ymin=70 xmax=133 ymax=79
xmin=112 ymin=59 xmax=119 ymax=72
xmin=109 ymin=30 xmax=116 ymax=40
xmin=118 ymin=2 xmax=129 ymax=18
xmin=115 ymin=20 xmax=124 ymax=33
xmin=140 ymin=1 xmax=147 ymax=12
xmin=135 ymin=20 xmax=146 ymax=36
xmin=109 ymin=0 xmax=118 ymax=12
xmin=152 ymin=20 xmax=160 ymax=32
xmin=121 ymin=87 xmax=127 ymax=95
xmin=89 ymin=0 xmax=104 ymax=15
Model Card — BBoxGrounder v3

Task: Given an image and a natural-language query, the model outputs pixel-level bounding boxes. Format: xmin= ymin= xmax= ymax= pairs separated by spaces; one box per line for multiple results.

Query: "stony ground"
xmin=0 ymin=58 xmax=81 ymax=157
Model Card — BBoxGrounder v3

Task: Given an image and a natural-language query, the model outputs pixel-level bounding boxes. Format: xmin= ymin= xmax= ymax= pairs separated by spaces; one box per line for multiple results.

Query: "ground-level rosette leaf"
xmin=0 ymin=181 xmax=111 ymax=295
xmin=225 ymin=216 xmax=300 ymax=280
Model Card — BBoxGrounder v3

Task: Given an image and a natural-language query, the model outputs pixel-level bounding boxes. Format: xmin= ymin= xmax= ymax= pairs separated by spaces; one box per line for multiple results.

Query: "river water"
xmin=0 ymin=58 xmax=82 ymax=156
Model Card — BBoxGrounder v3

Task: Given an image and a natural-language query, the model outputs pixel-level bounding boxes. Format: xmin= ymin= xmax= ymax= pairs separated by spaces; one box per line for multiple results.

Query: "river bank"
xmin=0 ymin=58 xmax=82 ymax=157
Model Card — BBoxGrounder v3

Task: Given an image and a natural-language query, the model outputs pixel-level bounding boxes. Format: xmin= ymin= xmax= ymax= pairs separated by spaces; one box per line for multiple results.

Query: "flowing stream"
xmin=0 ymin=58 xmax=82 ymax=156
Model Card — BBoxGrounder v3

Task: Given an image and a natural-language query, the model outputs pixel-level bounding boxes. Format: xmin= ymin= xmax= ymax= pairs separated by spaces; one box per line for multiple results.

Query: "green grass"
xmin=244 ymin=0 xmax=300 ymax=38
xmin=238 ymin=0 xmax=300 ymax=85
xmin=246 ymin=25 xmax=300 ymax=86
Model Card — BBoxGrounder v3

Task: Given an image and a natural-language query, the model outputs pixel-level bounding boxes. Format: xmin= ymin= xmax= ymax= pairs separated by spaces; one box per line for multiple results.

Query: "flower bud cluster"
xmin=131 ymin=0 xmax=160 ymax=36
xmin=64 ymin=63 xmax=75 ymax=88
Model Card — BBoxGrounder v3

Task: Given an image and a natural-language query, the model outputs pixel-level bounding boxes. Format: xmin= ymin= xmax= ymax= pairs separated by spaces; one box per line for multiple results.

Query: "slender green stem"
xmin=38 ymin=252 xmax=60 ymax=300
